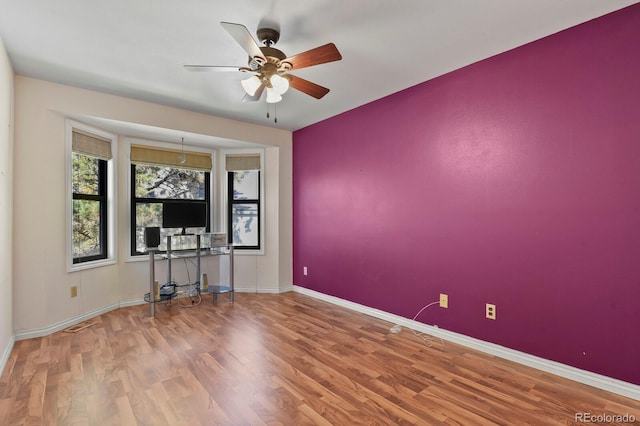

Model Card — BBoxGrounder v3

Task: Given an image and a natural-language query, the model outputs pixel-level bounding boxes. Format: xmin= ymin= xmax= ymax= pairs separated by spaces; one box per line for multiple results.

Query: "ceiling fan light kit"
xmin=241 ymin=63 xmax=290 ymax=103
xmin=265 ymin=87 xmax=283 ymax=104
xmin=185 ymin=21 xmax=342 ymax=107
xmin=269 ymin=74 xmax=290 ymax=95
xmin=241 ymin=75 xmax=262 ymax=96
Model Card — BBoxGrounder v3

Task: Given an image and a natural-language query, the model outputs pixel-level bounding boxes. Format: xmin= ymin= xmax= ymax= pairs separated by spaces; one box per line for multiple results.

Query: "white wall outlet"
xmin=303 ymin=266 xmax=308 ymax=276
xmin=439 ymin=293 xmax=448 ymax=308
xmin=486 ymin=303 xmax=496 ymax=320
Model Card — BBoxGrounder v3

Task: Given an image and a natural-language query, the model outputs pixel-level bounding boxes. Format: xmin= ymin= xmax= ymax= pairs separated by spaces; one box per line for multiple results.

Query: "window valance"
xmin=130 ymin=144 xmax=212 ymax=171
xmin=72 ymin=130 xmax=112 ymax=160
xmin=225 ymin=154 xmax=261 ymax=171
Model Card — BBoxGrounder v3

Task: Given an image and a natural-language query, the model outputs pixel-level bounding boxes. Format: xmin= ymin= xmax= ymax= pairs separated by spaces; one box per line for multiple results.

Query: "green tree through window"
xmin=72 ymin=153 xmax=107 ymax=262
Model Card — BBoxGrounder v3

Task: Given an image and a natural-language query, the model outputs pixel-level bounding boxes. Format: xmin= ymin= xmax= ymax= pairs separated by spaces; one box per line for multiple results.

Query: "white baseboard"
xmin=235 ymin=286 xmax=292 ymax=294
xmin=13 ymin=289 xmax=293 ymax=342
xmin=0 ymin=333 xmax=15 ymax=378
xmin=15 ymin=302 xmax=121 ymax=341
xmin=293 ymin=286 xmax=640 ymax=401
xmin=119 ymin=298 xmax=146 ymax=308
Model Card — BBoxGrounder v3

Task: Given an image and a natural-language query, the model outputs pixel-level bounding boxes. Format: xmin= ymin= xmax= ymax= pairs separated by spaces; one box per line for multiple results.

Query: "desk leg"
xmin=149 ymin=250 xmax=155 ymax=317
xmin=229 ymin=245 xmax=234 ymax=303
xmin=196 ymin=235 xmax=201 ymax=287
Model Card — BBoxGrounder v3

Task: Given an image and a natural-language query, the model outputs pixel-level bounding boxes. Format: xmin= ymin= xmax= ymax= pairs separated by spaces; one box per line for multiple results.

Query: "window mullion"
xmin=73 ymin=193 xmax=105 ymax=201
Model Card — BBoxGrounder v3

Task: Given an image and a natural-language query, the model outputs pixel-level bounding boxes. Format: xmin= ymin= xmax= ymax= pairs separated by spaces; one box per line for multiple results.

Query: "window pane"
xmin=136 ymin=202 xmax=162 ymax=227
xmin=135 ymin=202 xmax=161 ymax=253
xmin=232 ymin=171 xmax=259 ymax=200
xmin=73 ymin=199 xmax=102 ymax=257
xmin=135 ymin=165 xmax=205 ymax=200
xmin=231 ymin=203 xmax=258 ymax=246
xmin=134 ymin=202 xmax=207 ymax=252
xmin=72 ymin=153 xmax=100 ymax=195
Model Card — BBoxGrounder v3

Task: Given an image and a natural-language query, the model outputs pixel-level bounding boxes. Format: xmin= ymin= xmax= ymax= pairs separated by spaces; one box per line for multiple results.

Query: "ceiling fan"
xmin=185 ymin=22 xmax=342 ymax=104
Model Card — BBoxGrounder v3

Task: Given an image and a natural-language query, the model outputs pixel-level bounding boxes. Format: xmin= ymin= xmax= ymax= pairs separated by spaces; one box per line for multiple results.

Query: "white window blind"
xmin=72 ymin=130 xmax=112 ymax=160
xmin=225 ymin=155 xmax=261 ymax=171
xmin=130 ymin=144 xmax=212 ymax=171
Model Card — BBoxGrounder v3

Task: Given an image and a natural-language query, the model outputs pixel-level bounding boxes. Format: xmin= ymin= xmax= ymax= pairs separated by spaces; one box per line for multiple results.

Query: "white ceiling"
xmin=1 ymin=0 xmax=638 ymax=135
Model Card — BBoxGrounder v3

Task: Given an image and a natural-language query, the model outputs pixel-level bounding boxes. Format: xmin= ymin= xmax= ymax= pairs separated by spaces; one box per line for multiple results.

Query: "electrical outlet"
xmin=439 ymin=293 xmax=448 ymax=308
xmin=70 ymin=286 xmax=78 ymax=298
xmin=303 ymin=266 xmax=308 ymax=276
xmin=486 ymin=303 xmax=496 ymax=320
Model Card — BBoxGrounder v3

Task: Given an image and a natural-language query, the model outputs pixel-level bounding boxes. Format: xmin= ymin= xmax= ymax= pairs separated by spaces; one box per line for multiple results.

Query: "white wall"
xmin=13 ymin=76 xmax=292 ymax=335
xmin=0 ymin=37 xmax=14 ymax=373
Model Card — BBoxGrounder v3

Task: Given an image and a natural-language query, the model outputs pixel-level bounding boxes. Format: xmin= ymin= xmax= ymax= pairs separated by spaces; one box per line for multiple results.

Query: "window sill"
xmin=126 ymin=254 xmax=155 ymax=263
xmin=69 ymin=258 xmax=116 ymax=273
xmin=233 ymin=248 xmax=265 ymax=256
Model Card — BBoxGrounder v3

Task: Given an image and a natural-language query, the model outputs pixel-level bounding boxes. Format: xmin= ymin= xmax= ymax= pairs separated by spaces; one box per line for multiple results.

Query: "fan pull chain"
xmin=266 ymin=104 xmax=278 ymax=124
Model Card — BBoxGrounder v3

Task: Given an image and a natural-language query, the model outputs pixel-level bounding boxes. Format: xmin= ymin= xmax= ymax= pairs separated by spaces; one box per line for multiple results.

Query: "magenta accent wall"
xmin=293 ymin=5 xmax=640 ymax=385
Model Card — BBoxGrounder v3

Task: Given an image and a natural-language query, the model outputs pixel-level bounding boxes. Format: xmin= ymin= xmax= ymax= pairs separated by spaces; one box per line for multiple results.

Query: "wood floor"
xmin=1 ymin=293 xmax=639 ymax=425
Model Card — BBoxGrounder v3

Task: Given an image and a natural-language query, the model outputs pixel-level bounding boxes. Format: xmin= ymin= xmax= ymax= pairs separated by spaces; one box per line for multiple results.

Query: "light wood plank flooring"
xmin=1 ymin=292 xmax=639 ymax=425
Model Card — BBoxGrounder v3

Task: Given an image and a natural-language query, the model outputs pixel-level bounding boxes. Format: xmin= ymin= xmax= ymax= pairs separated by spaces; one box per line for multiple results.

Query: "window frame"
xmin=130 ymin=164 xmax=211 ymax=256
xmin=227 ymin=170 xmax=261 ymax=250
xmin=223 ymin=150 xmax=264 ymax=254
xmin=66 ymin=120 xmax=117 ymax=272
xmin=127 ymin=138 xmax=215 ymax=258
xmin=72 ymin=154 xmax=107 ymax=263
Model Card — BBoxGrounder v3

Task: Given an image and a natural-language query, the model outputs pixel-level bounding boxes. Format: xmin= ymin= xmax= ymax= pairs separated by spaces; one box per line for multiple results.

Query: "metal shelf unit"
xmin=146 ymin=234 xmax=234 ymax=317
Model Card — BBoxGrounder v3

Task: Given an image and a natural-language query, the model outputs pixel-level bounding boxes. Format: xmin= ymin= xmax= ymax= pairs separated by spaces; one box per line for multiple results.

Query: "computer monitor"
xmin=162 ymin=201 xmax=207 ymax=232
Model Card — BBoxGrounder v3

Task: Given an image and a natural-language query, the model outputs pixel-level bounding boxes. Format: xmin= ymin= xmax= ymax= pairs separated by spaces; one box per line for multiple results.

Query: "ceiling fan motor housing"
xmin=260 ymin=47 xmax=286 ymax=61
xmin=257 ymin=27 xmax=280 ymax=46
xmin=248 ymin=47 xmax=289 ymax=71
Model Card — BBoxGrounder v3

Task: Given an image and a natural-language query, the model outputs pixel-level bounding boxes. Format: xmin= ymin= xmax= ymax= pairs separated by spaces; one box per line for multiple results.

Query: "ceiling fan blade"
xmin=242 ymin=83 xmax=266 ymax=102
xmin=288 ymin=75 xmax=330 ymax=99
xmin=184 ymin=65 xmax=246 ymax=72
xmin=282 ymin=43 xmax=342 ymax=71
xmin=221 ymin=22 xmax=266 ymax=63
